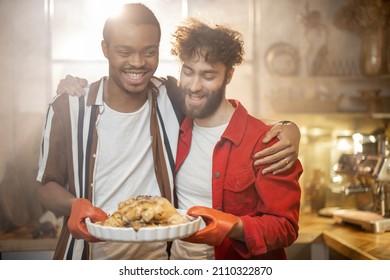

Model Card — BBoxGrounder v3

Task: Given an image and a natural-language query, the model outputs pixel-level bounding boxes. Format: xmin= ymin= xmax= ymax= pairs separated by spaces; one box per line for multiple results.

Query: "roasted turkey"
xmin=97 ymin=195 xmax=189 ymax=229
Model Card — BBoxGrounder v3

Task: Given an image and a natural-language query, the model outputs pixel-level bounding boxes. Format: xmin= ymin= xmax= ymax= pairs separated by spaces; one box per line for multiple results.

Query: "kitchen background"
xmin=0 ymin=0 xmax=389 ymax=259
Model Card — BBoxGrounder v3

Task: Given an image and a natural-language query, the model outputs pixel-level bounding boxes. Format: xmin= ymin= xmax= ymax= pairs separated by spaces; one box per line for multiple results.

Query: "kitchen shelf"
xmin=265 ymin=74 xmax=390 ymax=84
xmin=262 ymin=74 xmax=390 ymax=115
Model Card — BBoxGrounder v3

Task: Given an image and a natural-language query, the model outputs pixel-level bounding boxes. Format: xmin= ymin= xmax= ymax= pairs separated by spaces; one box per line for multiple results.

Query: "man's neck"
xmin=194 ymin=99 xmax=235 ymax=128
xmin=104 ymin=78 xmax=149 ymax=113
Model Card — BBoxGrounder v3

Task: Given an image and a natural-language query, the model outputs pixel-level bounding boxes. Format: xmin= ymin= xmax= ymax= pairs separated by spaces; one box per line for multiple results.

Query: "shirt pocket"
xmin=223 ymin=168 xmax=257 ymax=214
xmin=224 ymin=168 xmax=255 ymax=191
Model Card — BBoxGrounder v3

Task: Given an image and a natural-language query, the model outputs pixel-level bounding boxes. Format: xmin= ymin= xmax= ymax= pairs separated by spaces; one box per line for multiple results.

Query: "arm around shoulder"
xmin=254 ymin=120 xmax=301 ymax=175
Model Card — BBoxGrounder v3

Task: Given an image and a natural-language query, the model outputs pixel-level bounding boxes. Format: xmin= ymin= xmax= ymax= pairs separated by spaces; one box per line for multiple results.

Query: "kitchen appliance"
xmin=333 ymin=132 xmax=390 ymax=233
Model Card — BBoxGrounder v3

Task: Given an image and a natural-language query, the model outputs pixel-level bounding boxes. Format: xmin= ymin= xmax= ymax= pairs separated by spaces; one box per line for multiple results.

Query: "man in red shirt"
xmin=170 ymin=19 xmax=303 ymax=260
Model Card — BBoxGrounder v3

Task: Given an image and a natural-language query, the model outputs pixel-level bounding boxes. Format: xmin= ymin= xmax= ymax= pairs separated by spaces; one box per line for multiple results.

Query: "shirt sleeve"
xmin=36 ymin=101 xmax=69 ymax=187
xmin=231 ymin=139 xmax=303 ymax=258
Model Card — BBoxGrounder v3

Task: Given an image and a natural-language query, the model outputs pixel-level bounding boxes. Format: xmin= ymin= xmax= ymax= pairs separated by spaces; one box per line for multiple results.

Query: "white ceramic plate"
xmin=85 ymin=209 xmax=201 ymax=242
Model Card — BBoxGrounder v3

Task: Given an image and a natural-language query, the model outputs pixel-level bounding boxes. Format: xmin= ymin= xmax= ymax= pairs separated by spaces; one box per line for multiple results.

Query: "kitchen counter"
xmin=296 ymin=212 xmax=390 ymax=260
xmin=0 ymin=236 xmax=57 ymax=253
xmin=0 ymin=227 xmax=58 ymax=259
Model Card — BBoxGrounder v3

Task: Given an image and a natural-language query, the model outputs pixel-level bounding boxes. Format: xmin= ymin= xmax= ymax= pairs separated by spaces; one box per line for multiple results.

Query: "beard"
xmin=180 ymin=82 xmax=227 ymax=120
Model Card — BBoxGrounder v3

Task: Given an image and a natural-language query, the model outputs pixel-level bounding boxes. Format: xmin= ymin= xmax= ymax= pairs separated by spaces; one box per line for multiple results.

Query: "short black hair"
xmin=103 ymin=3 xmax=161 ymax=44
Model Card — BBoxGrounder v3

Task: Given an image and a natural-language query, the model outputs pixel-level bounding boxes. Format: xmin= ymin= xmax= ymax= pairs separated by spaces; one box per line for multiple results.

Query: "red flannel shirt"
xmin=175 ymin=100 xmax=303 ymax=259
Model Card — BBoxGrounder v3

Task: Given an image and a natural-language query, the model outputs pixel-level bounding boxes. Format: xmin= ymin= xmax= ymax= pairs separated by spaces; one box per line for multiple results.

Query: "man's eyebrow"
xmin=143 ymin=44 xmax=159 ymax=50
xmin=182 ymin=64 xmax=218 ymax=74
xmin=182 ymin=64 xmax=193 ymax=70
xmin=113 ymin=45 xmax=133 ymax=50
xmin=113 ymin=44 xmax=158 ymax=50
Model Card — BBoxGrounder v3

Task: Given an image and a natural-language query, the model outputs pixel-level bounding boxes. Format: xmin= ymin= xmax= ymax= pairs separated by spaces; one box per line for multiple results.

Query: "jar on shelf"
xmin=360 ymin=27 xmax=384 ymax=76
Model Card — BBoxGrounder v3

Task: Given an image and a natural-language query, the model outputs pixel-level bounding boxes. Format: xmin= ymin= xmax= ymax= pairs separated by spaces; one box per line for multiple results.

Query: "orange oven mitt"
xmin=183 ymin=206 xmax=240 ymax=246
xmin=68 ymin=198 xmax=108 ymax=242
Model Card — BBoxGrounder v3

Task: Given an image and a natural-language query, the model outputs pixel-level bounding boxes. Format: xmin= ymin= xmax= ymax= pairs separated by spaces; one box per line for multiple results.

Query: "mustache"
xmin=179 ymin=86 xmax=199 ymax=95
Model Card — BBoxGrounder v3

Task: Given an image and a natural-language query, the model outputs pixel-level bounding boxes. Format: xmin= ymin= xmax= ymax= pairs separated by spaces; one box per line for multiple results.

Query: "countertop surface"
xmin=0 ymin=226 xmax=58 ymax=253
xmin=297 ymin=212 xmax=390 ymax=260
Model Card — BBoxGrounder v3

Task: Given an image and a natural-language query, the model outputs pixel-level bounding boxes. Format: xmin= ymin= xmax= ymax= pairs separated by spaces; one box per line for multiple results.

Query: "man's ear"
xmin=101 ymin=40 xmax=109 ymax=59
xmin=225 ymin=68 xmax=235 ymax=85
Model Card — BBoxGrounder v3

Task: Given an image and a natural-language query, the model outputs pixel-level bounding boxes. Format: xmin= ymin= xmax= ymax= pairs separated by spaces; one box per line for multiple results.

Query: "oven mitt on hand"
xmin=183 ymin=206 xmax=240 ymax=246
xmin=68 ymin=198 xmax=108 ymax=243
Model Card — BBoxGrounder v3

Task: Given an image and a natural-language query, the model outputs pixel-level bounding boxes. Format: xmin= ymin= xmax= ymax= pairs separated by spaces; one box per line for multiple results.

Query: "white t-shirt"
xmin=93 ymin=101 xmax=160 ymax=212
xmin=170 ymin=122 xmax=228 ymax=260
xmin=91 ymin=101 xmax=166 ymax=260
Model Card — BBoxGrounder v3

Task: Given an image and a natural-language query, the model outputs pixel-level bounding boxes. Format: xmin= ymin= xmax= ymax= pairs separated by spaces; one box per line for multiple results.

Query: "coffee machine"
xmin=333 ymin=132 xmax=390 ymax=233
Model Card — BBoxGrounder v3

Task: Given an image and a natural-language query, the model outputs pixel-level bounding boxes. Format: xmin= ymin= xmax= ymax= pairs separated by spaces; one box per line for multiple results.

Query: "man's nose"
xmin=127 ymin=54 xmax=145 ymax=68
xmin=189 ymin=77 xmax=202 ymax=92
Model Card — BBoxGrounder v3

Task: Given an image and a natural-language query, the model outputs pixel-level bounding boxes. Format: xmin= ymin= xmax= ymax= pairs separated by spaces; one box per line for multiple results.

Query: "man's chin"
xmin=185 ymin=107 xmax=207 ymax=119
xmin=124 ymin=83 xmax=149 ymax=95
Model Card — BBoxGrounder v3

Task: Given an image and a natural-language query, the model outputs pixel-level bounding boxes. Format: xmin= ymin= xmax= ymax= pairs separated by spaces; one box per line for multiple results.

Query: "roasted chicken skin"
xmin=97 ymin=195 xmax=189 ymax=229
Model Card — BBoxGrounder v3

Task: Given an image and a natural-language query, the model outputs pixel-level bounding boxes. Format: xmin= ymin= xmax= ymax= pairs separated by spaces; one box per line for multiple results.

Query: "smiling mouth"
xmin=123 ymin=70 xmax=150 ymax=84
xmin=126 ymin=72 xmax=146 ymax=80
xmin=187 ymin=93 xmax=206 ymax=105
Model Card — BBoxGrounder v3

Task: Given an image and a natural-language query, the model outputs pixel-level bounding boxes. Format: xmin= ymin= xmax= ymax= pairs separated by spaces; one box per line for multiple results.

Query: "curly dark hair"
xmin=171 ymin=18 xmax=244 ymax=70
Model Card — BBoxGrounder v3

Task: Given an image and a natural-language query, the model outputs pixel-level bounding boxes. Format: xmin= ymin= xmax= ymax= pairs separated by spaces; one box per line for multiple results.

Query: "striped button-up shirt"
xmin=37 ymin=76 xmax=181 ymax=259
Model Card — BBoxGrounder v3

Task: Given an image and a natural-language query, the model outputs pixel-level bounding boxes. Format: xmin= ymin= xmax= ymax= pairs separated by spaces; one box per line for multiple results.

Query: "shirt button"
xmin=214 ymin=172 xmax=220 ymax=178
xmin=92 ymin=154 xmax=96 ymax=158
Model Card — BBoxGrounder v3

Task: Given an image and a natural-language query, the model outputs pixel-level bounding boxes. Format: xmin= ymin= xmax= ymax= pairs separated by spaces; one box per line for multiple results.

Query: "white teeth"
xmin=189 ymin=93 xmax=202 ymax=99
xmin=127 ymin=73 xmax=143 ymax=79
